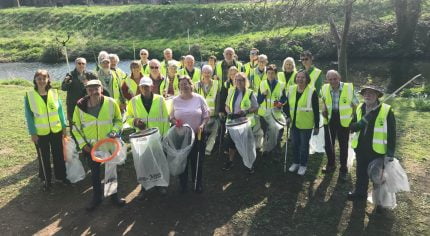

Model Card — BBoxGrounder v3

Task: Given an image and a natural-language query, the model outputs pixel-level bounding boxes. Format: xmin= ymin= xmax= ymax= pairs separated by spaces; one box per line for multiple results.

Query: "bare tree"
xmin=329 ymin=0 xmax=356 ymax=81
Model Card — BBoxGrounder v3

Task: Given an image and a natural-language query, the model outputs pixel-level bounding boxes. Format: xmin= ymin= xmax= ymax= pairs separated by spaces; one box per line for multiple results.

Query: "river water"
xmin=0 ymin=59 xmax=428 ymax=92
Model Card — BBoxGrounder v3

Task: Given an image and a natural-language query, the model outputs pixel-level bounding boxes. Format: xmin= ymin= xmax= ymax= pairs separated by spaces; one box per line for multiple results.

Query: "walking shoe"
xmin=347 ymin=191 xmax=367 ymax=201
xmin=194 ymin=184 xmax=203 ymax=194
xmin=288 ymin=163 xmax=300 ymax=173
xmin=322 ymin=165 xmax=336 ymax=174
xmin=248 ymin=167 xmax=255 ymax=175
xmin=111 ymin=194 xmax=126 ymax=207
xmin=297 ymin=166 xmax=307 ymax=176
xmin=86 ymin=198 xmax=102 ymax=212
xmin=222 ymin=161 xmax=234 ymax=171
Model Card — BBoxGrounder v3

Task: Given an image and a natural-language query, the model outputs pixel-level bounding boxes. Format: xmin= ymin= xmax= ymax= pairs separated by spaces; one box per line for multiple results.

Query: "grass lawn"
xmin=0 ymin=84 xmax=429 ymax=235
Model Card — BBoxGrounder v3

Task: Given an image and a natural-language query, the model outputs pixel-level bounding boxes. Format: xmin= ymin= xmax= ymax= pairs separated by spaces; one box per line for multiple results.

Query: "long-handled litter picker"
xmin=56 ymin=32 xmax=72 ymax=74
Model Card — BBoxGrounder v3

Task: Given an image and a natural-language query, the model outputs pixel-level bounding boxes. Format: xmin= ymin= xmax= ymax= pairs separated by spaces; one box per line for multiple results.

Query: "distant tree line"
xmin=0 ymin=0 xmax=241 ymax=8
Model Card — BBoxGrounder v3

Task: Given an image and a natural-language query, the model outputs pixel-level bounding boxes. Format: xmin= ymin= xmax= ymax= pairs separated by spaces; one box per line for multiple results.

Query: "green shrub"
xmin=413 ymin=98 xmax=430 ymax=111
xmin=0 ymin=79 xmax=33 ymax=87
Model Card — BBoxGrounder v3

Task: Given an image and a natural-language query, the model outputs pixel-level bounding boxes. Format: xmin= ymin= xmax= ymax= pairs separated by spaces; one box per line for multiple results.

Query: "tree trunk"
xmin=329 ymin=0 xmax=355 ymax=81
xmin=16 ymin=0 xmax=21 ymax=7
xmin=392 ymin=0 xmax=422 ymax=56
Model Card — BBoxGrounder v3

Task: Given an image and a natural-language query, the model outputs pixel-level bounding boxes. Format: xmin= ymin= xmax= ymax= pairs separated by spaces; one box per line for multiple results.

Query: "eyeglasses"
xmin=102 ymin=61 xmax=110 ymax=64
xmin=140 ymin=53 xmax=147 ymax=55
xmin=150 ymin=66 xmax=159 ymax=69
xmin=250 ymin=52 xmax=258 ymax=55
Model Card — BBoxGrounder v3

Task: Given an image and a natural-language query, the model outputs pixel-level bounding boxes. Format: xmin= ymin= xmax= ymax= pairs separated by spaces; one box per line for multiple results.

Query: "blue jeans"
xmin=291 ymin=127 xmax=313 ymax=166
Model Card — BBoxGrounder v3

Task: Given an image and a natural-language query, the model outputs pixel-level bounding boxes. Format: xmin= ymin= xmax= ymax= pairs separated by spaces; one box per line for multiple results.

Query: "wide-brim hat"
xmin=359 ymin=85 xmax=384 ymax=98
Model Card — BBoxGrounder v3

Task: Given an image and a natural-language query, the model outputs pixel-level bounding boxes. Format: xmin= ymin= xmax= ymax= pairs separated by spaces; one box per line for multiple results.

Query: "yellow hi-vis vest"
xmin=165 ymin=75 xmax=180 ymax=96
xmin=258 ymin=80 xmax=285 ymax=116
xmin=351 ymin=103 xmax=391 ymax=154
xmin=141 ymin=62 xmax=150 ymax=76
xmin=249 ymin=67 xmax=267 ymax=92
xmin=196 ymin=80 xmax=219 ymax=117
xmin=180 ymin=67 xmax=201 ymax=83
xmin=26 ymin=89 xmax=62 ymax=135
xmin=112 ymin=68 xmax=127 ymax=83
xmin=244 ymin=61 xmax=258 ymax=78
xmin=277 ymin=70 xmax=297 ymax=89
xmin=125 ymin=94 xmax=170 ymax=136
xmin=226 ymin=88 xmax=255 ymax=127
xmin=321 ymin=83 xmax=354 ymax=127
xmin=215 ymin=60 xmax=243 ymax=89
xmin=72 ymin=97 xmax=122 ymax=149
xmin=124 ymin=77 xmax=140 ymax=99
xmin=309 ymin=67 xmax=322 ymax=88
xmin=288 ymin=85 xmax=315 ymax=129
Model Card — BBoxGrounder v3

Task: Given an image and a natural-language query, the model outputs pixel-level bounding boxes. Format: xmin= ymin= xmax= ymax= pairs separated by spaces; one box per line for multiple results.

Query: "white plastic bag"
xmin=63 ymin=137 xmax=85 ymax=183
xmin=252 ymin=116 xmax=264 ymax=150
xmin=130 ymin=129 xmax=170 ymax=190
xmin=384 ymin=158 xmax=410 ymax=193
xmin=347 ymin=134 xmax=356 ymax=169
xmin=163 ymin=125 xmax=195 ymax=176
xmin=227 ymin=120 xmax=256 ymax=168
xmin=262 ymin=113 xmax=283 ymax=153
xmin=368 ymin=184 xmax=397 ymax=209
xmin=309 ymin=115 xmax=325 ymax=154
xmin=102 ymin=138 xmax=127 ymax=197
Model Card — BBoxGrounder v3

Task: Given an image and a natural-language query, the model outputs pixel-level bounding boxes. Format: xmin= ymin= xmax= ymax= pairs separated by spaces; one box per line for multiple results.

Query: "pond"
xmin=0 ymin=59 xmax=428 ymax=92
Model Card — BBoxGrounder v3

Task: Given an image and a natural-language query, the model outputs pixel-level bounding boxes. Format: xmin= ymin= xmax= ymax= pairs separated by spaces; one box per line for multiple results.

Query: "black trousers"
xmin=179 ymin=138 xmax=206 ymax=189
xmin=83 ymin=151 xmax=103 ymax=201
xmin=354 ymin=149 xmax=381 ymax=196
xmin=324 ymin=111 xmax=350 ymax=172
xmin=36 ymin=131 xmax=66 ymax=183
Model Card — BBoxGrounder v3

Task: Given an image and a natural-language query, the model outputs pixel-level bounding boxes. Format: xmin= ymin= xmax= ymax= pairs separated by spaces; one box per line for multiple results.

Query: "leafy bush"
xmin=0 ymin=79 xmax=33 ymax=87
xmin=413 ymin=98 xmax=430 ymax=111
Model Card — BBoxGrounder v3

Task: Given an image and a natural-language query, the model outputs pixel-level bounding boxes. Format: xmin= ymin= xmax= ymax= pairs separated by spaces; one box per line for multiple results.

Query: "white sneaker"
xmin=288 ymin=164 xmax=300 ymax=172
xmin=297 ymin=166 xmax=307 ymax=176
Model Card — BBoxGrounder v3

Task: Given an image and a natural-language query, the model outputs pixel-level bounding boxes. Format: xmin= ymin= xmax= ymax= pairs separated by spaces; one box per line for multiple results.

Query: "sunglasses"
xmin=140 ymin=53 xmax=147 ymax=55
xmin=77 ymin=62 xmax=86 ymax=65
xmin=150 ymin=66 xmax=159 ymax=69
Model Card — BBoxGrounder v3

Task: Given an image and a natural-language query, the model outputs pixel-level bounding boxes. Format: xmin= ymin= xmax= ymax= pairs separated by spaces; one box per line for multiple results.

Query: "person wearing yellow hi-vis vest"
xmin=125 ymin=77 xmax=170 ymax=137
xmin=244 ymin=48 xmax=259 ymax=79
xmin=284 ymin=70 xmax=320 ymax=176
xmin=300 ymin=50 xmax=323 ymax=95
xmin=179 ymin=55 xmax=201 ymax=83
xmin=109 ymin=54 xmax=128 ymax=83
xmin=320 ymin=70 xmax=359 ymax=179
xmin=249 ymin=54 xmax=268 ymax=92
xmin=257 ymin=65 xmax=287 ymax=156
xmin=148 ymin=59 xmax=168 ymax=96
xmin=121 ymin=60 xmax=144 ymax=101
xmin=278 ymin=57 xmax=298 ymax=90
xmin=97 ymin=57 xmax=126 ymax=112
xmin=223 ymin=72 xmax=259 ymax=174
xmin=347 ymin=84 xmax=396 ymax=202
xmin=160 ymin=48 xmax=179 ymax=78
xmin=165 ymin=61 xmax=181 ymax=97
xmin=139 ymin=49 xmax=151 ymax=76
xmin=72 ymin=80 xmax=125 ymax=211
xmin=24 ymin=69 xmax=68 ymax=189
xmin=195 ymin=65 xmax=220 ymax=155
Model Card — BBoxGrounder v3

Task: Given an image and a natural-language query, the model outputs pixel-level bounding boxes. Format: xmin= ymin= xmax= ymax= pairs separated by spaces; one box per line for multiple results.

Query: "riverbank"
xmin=0 ymin=83 xmax=429 ymax=234
xmin=1 ymin=1 xmax=429 ymax=63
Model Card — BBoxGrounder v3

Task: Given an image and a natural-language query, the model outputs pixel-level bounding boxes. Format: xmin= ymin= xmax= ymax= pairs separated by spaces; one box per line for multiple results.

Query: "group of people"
xmin=24 ymin=47 xmax=396 ymax=212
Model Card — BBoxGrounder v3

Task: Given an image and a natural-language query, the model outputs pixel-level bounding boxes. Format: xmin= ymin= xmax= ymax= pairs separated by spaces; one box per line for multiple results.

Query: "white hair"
xmin=326 ymin=69 xmax=341 ymax=79
xmin=163 ymin=48 xmax=172 ymax=54
xmin=201 ymin=65 xmax=213 ymax=75
xmin=184 ymin=55 xmax=195 ymax=62
xmin=75 ymin=57 xmax=86 ymax=64
xmin=282 ymin=57 xmax=296 ymax=71
xmin=98 ymin=51 xmax=108 ymax=63
xmin=140 ymin=49 xmax=148 ymax=55
xmin=224 ymin=47 xmax=235 ymax=55
xmin=149 ymin=59 xmax=161 ymax=67
xmin=258 ymin=54 xmax=268 ymax=62
xmin=168 ymin=61 xmax=178 ymax=68
xmin=109 ymin=53 xmax=120 ymax=63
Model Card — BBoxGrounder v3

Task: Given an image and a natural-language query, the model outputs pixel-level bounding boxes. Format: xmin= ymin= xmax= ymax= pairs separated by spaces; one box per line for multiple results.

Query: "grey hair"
xmin=282 ymin=57 xmax=296 ymax=71
xmin=201 ymin=65 xmax=213 ymax=75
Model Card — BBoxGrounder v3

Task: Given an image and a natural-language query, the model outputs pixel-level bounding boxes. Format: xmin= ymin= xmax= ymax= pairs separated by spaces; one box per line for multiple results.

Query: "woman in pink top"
xmin=170 ymin=76 xmax=210 ymax=193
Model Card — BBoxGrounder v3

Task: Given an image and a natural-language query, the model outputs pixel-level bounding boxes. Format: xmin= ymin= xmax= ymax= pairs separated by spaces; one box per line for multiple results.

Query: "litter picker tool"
xmin=56 ymin=32 xmax=72 ymax=74
xmin=194 ymin=129 xmax=202 ymax=191
xmin=283 ymin=126 xmax=289 ymax=173
xmin=35 ymin=143 xmax=49 ymax=190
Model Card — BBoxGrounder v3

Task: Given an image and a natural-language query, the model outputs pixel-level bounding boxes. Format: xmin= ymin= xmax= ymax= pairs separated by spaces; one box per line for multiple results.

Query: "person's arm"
xmin=61 ymin=73 xmax=72 ymax=91
xmin=121 ymin=82 xmax=133 ymax=101
xmin=124 ymin=99 xmax=135 ymax=128
xmin=279 ymin=89 xmax=288 ymax=104
xmin=257 ymin=87 xmax=266 ymax=104
xmin=283 ymin=98 xmax=291 ymax=118
xmin=315 ymin=73 xmax=324 ymax=96
xmin=312 ymin=91 xmax=320 ymax=129
xmin=386 ymin=108 xmax=396 ymax=158
xmin=24 ymin=95 xmax=37 ymax=136
xmin=71 ymin=106 xmax=86 ymax=150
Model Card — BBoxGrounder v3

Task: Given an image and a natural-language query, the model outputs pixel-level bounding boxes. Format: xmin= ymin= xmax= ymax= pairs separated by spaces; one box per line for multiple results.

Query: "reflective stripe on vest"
xmin=249 ymin=68 xmax=266 ymax=92
xmin=27 ymin=89 xmax=62 ymax=135
xmin=197 ymin=80 xmax=219 ymax=116
xmin=130 ymin=94 xmax=169 ymax=135
xmin=288 ymin=85 xmax=315 ymax=129
xmin=351 ymin=103 xmax=391 ymax=154
xmin=278 ymin=70 xmax=297 ymax=91
xmin=321 ymin=83 xmax=354 ymax=127
xmin=258 ymin=80 xmax=285 ymax=116
xmin=226 ymin=88 xmax=255 ymax=127
xmin=309 ymin=67 xmax=322 ymax=88
xmin=215 ymin=61 xmax=243 ymax=89
xmin=244 ymin=62 xmax=258 ymax=78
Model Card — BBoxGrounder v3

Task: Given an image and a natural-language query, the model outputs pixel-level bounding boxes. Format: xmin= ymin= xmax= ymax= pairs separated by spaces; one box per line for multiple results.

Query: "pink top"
xmin=171 ymin=93 xmax=210 ymax=133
